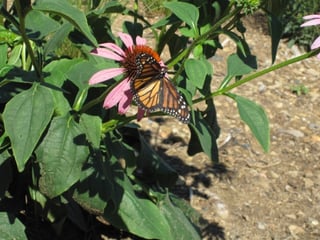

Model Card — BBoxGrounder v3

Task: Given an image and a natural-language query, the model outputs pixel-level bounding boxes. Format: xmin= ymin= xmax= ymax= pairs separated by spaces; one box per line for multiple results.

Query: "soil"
xmin=132 ymin=14 xmax=320 ymax=239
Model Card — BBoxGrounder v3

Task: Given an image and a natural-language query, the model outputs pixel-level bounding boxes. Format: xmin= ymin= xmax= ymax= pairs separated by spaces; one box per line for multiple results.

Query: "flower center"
xmin=122 ymin=45 xmax=163 ymax=79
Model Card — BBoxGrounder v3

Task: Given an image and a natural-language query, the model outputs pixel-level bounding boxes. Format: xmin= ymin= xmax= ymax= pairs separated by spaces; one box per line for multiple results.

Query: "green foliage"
xmin=0 ymin=0 xmax=314 ymax=238
xmin=280 ymin=0 xmax=320 ymax=48
xmin=290 ymin=83 xmax=309 ymax=96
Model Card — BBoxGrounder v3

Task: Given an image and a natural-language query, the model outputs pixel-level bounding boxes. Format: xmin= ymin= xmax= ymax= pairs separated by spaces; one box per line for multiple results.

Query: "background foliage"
xmin=280 ymin=0 xmax=320 ymax=48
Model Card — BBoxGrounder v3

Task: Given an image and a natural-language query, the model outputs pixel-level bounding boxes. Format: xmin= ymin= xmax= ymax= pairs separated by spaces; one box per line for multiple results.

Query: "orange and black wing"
xmin=131 ymin=74 xmax=190 ymax=123
xmin=131 ymin=53 xmax=190 ymax=123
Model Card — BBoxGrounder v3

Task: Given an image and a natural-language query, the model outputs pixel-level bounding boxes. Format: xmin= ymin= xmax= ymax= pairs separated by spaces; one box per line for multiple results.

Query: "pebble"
xmin=309 ymin=218 xmax=319 ymax=226
xmin=288 ymin=225 xmax=305 ymax=237
xmin=303 ymin=178 xmax=314 ymax=188
xmin=257 ymin=222 xmax=266 ymax=230
xmin=309 ymin=123 xmax=320 ymax=130
xmin=279 ymin=129 xmax=305 ymax=138
xmin=215 ymin=202 xmax=229 ymax=219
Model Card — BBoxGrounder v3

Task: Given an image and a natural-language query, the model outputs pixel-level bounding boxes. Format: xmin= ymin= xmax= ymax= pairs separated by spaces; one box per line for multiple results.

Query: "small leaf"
xmin=36 ymin=115 xmax=89 ymax=198
xmin=3 ymin=84 xmax=54 ymax=171
xmin=267 ymin=13 xmax=283 ymax=63
xmin=79 ymin=114 xmax=102 ymax=148
xmin=44 ymin=22 xmax=73 ymax=56
xmin=44 ymin=59 xmax=80 ymax=115
xmin=229 ymin=93 xmax=270 ymax=152
xmin=7 ymin=45 xmax=22 ymax=66
xmin=227 ymin=53 xmax=253 ymax=77
xmin=0 ymin=157 xmax=12 ymax=199
xmin=33 ymin=0 xmax=97 ymax=45
xmin=164 ymin=2 xmax=199 ymax=30
xmin=0 ymin=44 xmax=8 ymax=67
xmin=0 ymin=212 xmax=27 ymax=240
xmin=185 ymin=59 xmax=207 ymax=89
xmin=160 ymin=195 xmax=201 ymax=240
xmin=188 ymin=111 xmax=219 ymax=162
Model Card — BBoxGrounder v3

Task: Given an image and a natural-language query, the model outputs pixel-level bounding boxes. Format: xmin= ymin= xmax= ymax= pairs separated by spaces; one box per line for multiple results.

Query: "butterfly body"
xmin=130 ymin=53 xmax=190 ymax=123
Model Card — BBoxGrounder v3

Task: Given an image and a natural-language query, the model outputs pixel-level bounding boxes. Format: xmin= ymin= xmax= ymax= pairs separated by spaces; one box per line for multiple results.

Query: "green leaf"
xmin=44 ymin=58 xmax=81 ymax=115
xmin=7 ymin=44 xmax=22 ymax=66
xmin=3 ymin=84 xmax=54 ymax=172
xmin=79 ymin=114 xmax=102 ymax=149
xmin=227 ymin=53 xmax=253 ymax=77
xmin=137 ymin=132 xmax=178 ymax=187
xmin=44 ymin=21 xmax=73 ymax=56
xmin=72 ymin=152 xmax=111 ymax=214
xmin=229 ymin=93 xmax=270 ymax=152
xmin=0 ymin=44 xmax=8 ymax=67
xmin=33 ymin=0 xmax=97 ymax=45
xmin=164 ymin=2 xmax=199 ymax=30
xmin=160 ymin=195 xmax=201 ymax=240
xmin=188 ymin=111 xmax=219 ymax=161
xmin=0 ymin=212 xmax=27 ymax=240
xmin=0 ymin=156 xmax=12 ymax=199
xmin=0 ymin=26 xmax=20 ymax=46
xmin=36 ymin=115 xmax=89 ymax=198
xmin=67 ymin=59 xmax=109 ymax=90
xmin=267 ymin=13 xmax=283 ymax=63
xmin=222 ymin=30 xmax=247 ymax=57
xmin=185 ymin=59 xmax=207 ymax=89
xmin=219 ymin=54 xmax=254 ymax=89
xmin=25 ymin=10 xmax=61 ymax=40
xmin=104 ymin=157 xmax=172 ymax=239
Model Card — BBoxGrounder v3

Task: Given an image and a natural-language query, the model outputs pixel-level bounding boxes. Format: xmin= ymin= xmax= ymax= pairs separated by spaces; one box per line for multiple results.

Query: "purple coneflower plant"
xmin=301 ymin=14 xmax=320 ymax=58
xmin=89 ymin=32 xmax=163 ymax=119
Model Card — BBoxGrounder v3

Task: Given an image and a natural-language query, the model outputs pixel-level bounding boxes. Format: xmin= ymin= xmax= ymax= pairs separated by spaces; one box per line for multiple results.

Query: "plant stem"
xmin=193 ymin=48 xmax=320 ymax=104
xmin=14 ymin=0 xmax=43 ymax=81
xmin=170 ymin=5 xmax=241 ymax=82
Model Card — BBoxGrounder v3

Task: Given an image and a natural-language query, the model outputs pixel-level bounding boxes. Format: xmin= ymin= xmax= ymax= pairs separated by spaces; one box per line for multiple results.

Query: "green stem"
xmin=193 ymin=48 xmax=320 ymax=104
xmin=169 ymin=5 xmax=241 ymax=82
xmin=80 ymin=88 xmax=108 ymax=114
xmin=14 ymin=0 xmax=43 ymax=80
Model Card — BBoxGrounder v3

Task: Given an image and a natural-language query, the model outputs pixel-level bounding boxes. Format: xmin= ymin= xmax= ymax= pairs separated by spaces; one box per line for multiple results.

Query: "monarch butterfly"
xmin=130 ymin=53 xmax=190 ymax=123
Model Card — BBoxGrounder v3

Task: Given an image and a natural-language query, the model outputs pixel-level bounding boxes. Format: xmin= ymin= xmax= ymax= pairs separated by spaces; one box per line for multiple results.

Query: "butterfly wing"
xmin=131 ymin=53 xmax=190 ymax=123
xmin=131 ymin=74 xmax=190 ymax=123
xmin=158 ymin=76 xmax=190 ymax=123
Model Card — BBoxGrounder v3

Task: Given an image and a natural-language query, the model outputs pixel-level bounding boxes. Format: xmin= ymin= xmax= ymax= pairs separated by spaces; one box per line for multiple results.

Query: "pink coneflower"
xmin=89 ymin=32 xmax=162 ymax=119
xmin=301 ymin=14 xmax=320 ymax=58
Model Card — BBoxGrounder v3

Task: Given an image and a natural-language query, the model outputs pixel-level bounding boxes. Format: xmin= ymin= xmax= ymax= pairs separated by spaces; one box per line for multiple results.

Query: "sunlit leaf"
xmin=36 ymin=115 xmax=89 ymax=198
xmin=229 ymin=93 xmax=270 ymax=152
xmin=3 ymin=84 xmax=54 ymax=172
xmin=185 ymin=59 xmax=208 ymax=89
xmin=33 ymin=0 xmax=97 ymax=45
xmin=25 ymin=10 xmax=60 ymax=40
xmin=160 ymin=195 xmax=201 ymax=240
xmin=0 ymin=212 xmax=27 ymax=240
xmin=164 ymin=2 xmax=199 ymax=30
xmin=79 ymin=114 xmax=102 ymax=148
xmin=188 ymin=111 xmax=219 ymax=162
xmin=227 ymin=53 xmax=253 ymax=77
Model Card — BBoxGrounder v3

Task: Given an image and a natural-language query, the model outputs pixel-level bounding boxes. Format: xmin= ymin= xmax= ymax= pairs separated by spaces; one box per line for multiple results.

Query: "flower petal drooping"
xmin=89 ymin=68 xmax=125 ymax=85
xmin=301 ymin=14 xmax=320 ymax=59
xmin=103 ymin=77 xmax=131 ymax=112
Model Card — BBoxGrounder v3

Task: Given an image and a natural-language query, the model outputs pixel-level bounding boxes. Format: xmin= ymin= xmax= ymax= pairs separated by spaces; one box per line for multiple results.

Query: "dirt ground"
xmin=135 ymin=14 xmax=320 ymax=239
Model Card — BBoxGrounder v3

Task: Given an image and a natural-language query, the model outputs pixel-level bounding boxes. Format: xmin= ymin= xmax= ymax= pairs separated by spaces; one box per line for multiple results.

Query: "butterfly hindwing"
xmin=160 ymin=77 xmax=189 ymax=123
